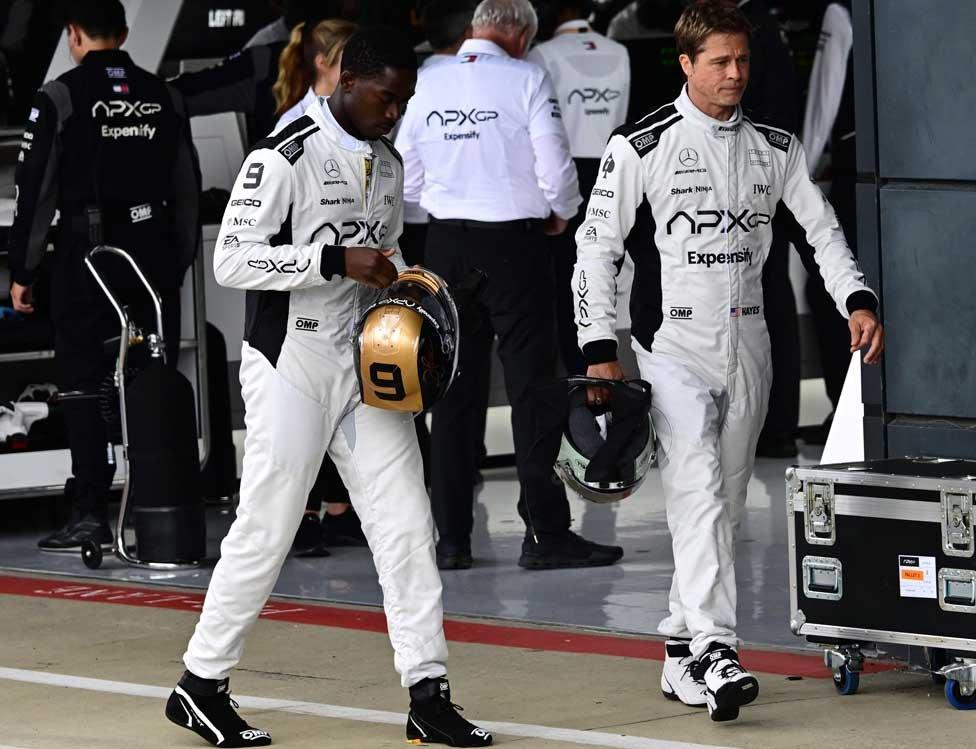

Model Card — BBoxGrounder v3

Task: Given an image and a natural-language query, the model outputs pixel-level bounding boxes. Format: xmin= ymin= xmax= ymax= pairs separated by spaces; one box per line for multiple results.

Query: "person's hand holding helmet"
xmin=345 ymin=246 xmax=398 ymax=288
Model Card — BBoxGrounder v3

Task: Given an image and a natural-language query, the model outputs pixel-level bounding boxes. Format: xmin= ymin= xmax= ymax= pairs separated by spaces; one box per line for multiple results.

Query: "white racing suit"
xmin=183 ymin=99 xmax=448 ymax=687
xmin=573 ymin=86 xmax=877 ymax=656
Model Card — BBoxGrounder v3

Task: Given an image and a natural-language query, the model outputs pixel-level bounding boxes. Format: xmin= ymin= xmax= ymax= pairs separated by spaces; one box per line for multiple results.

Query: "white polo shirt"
xmin=396 ymin=38 xmax=581 ymax=222
xmin=526 ymin=20 xmax=631 ymax=160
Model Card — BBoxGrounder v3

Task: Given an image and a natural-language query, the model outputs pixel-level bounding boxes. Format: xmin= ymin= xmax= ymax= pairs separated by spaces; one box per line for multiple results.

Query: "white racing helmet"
xmin=554 ymin=377 xmax=656 ymax=504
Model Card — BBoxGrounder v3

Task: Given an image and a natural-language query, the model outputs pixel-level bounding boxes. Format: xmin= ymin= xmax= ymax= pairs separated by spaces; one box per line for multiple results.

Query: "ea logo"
xmin=679 ymin=148 xmax=699 ymax=167
xmin=324 ymin=159 xmax=341 ymax=178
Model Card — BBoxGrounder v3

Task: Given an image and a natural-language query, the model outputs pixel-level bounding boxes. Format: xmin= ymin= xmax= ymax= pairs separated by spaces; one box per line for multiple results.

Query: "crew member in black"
xmin=8 ymin=0 xmax=201 ymax=551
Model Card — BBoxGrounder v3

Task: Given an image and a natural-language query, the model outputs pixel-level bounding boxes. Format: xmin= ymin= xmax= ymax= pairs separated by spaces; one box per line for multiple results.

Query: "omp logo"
xmin=91 ymin=100 xmax=162 ymax=118
xmin=633 ymin=133 xmax=655 ymax=150
xmin=230 ymin=198 xmax=261 ymax=206
xmin=295 ymin=317 xmax=319 ymax=331
xmin=129 ymin=204 xmax=152 ymax=223
xmin=669 ymin=307 xmax=693 ymax=319
xmin=591 ymin=188 xmax=614 ymax=198
xmin=666 ymin=209 xmax=771 ymax=235
xmin=246 ymin=258 xmax=311 ymax=274
xmin=312 ymin=220 xmax=389 ymax=245
xmin=687 ymin=249 xmax=754 ymax=268
xmin=767 ymin=130 xmax=790 ymax=147
xmin=567 ymin=88 xmax=621 ymax=104
xmin=426 ymin=109 xmax=498 ymax=127
xmin=240 ymin=730 xmax=270 ymax=741
xmin=576 ymin=270 xmax=591 ymax=328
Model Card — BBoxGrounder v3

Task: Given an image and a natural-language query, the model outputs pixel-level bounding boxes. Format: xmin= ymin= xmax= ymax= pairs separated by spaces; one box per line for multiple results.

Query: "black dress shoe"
xmin=38 ymin=515 xmax=112 ymax=552
xmin=436 ymin=541 xmax=473 ymax=570
xmin=518 ymin=530 xmax=623 ymax=570
xmin=291 ymin=513 xmax=330 ymax=557
xmin=321 ymin=507 xmax=367 ymax=547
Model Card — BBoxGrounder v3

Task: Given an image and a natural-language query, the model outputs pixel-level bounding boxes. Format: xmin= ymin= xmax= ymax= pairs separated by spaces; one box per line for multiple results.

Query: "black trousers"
xmin=760 ymin=207 xmax=801 ymax=441
xmin=52 ymin=243 xmax=181 ymax=520
xmin=425 ymin=220 xmax=570 ymax=550
xmin=549 ymin=158 xmax=599 ymax=376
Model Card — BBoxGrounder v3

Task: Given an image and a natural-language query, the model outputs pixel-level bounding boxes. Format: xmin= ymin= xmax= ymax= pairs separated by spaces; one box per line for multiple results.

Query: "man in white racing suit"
xmin=573 ymin=1 xmax=883 ymax=723
xmin=165 ymin=28 xmax=492 ymax=749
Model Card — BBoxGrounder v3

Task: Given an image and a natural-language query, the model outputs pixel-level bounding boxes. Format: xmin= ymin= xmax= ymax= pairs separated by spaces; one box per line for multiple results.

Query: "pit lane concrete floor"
xmin=0 ymin=573 xmax=967 ymax=749
xmin=0 ymin=381 xmax=834 ymax=651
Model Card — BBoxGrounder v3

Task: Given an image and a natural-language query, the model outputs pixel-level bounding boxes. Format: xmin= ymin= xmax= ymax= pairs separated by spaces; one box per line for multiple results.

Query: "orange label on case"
xmin=901 ymin=569 xmax=925 ymax=581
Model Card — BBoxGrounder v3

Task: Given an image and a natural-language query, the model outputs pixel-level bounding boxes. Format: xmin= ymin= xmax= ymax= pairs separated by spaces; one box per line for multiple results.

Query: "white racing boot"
xmin=692 ymin=642 xmax=759 ymax=721
xmin=660 ymin=640 xmax=707 ymax=707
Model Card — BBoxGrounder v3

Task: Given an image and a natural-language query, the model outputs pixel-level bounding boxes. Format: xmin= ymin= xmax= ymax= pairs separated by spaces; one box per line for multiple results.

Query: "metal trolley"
xmin=787 ymin=458 xmax=976 ymax=709
xmin=77 ymin=245 xmax=203 ymax=571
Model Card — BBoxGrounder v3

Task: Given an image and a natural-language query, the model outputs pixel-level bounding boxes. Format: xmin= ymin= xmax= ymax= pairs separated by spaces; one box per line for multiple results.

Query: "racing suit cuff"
xmin=846 ymin=290 xmax=878 ymax=315
xmin=10 ymin=267 xmax=35 ymax=287
xmin=319 ymin=245 xmax=346 ymax=281
xmin=582 ymin=339 xmax=618 ymax=365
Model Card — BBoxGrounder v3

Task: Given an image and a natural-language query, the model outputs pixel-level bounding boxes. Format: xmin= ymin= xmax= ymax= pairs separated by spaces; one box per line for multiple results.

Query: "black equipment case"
xmin=787 ymin=457 xmax=976 ymax=708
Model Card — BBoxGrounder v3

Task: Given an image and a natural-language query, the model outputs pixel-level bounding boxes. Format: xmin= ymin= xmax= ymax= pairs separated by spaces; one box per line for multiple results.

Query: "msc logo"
xmin=295 ymin=317 xmax=319 ymax=331
xmin=129 ymin=203 xmax=152 ymax=223
xmin=588 ymin=207 xmax=611 ymax=218
xmin=230 ymin=198 xmax=261 ymax=207
xmin=591 ymin=187 xmax=614 ymax=198
xmin=567 ymin=88 xmax=621 ymax=104
xmin=91 ymin=100 xmax=162 ymax=118
xmin=311 ymin=220 xmax=389 ymax=245
xmin=669 ymin=307 xmax=693 ymax=320
xmin=229 ymin=216 xmax=256 ymax=226
xmin=666 ymin=209 xmax=771 ymax=235
xmin=426 ymin=109 xmax=498 ymax=127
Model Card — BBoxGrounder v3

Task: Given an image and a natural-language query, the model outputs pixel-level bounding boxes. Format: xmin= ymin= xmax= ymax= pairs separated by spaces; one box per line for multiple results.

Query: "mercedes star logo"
xmin=679 ymin=148 xmax=699 ymax=167
xmin=324 ymin=159 xmax=341 ymax=178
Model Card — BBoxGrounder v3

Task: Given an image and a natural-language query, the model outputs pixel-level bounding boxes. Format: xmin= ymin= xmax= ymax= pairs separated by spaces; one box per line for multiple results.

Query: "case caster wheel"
xmin=81 ymin=540 xmax=103 ymax=570
xmin=945 ymin=680 xmax=976 ymax=710
xmin=833 ymin=666 xmax=860 ymax=695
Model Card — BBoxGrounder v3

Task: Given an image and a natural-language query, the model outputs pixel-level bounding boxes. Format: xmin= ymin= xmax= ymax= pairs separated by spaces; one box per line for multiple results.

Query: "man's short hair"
xmin=341 ymin=26 xmax=419 ymax=77
xmin=62 ymin=0 xmax=127 ymax=39
xmin=422 ymin=0 xmax=477 ymax=51
xmin=471 ymin=0 xmax=538 ymax=40
xmin=674 ymin=0 xmax=751 ymax=62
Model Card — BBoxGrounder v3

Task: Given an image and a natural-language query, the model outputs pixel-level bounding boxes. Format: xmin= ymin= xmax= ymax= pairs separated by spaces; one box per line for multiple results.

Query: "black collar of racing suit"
xmin=674 ymin=84 xmax=743 ymax=138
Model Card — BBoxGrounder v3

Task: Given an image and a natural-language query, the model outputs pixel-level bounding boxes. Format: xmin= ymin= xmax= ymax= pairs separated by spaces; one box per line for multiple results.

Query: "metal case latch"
xmin=942 ymin=491 xmax=975 ymax=558
xmin=802 ymin=556 xmax=843 ymax=601
xmin=939 ymin=568 xmax=976 ymax=613
xmin=804 ymin=482 xmax=836 ymax=545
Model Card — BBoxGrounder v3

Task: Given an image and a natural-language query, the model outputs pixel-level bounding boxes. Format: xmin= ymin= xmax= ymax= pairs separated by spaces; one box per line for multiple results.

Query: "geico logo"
xmin=229 ymin=217 xmax=256 ymax=226
xmin=666 ymin=209 xmax=771 ymax=235
xmin=425 ymin=109 xmax=498 ymax=127
xmin=311 ymin=220 xmax=389 ymax=245
xmin=91 ymin=100 xmax=162 ymax=118
xmin=230 ymin=198 xmax=261 ymax=206
xmin=567 ymin=88 xmax=621 ymax=104
xmin=669 ymin=307 xmax=693 ymax=319
xmin=687 ymin=249 xmax=754 ymax=268
xmin=591 ymin=188 xmax=614 ymax=198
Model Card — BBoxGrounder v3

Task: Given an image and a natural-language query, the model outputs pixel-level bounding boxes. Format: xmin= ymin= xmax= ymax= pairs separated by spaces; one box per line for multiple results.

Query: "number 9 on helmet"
xmin=354 ymin=268 xmax=460 ymax=413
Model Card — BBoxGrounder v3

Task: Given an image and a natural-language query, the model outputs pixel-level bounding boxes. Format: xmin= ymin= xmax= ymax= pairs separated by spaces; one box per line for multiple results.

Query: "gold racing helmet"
xmin=355 ymin=268 xmax=460 ymax=413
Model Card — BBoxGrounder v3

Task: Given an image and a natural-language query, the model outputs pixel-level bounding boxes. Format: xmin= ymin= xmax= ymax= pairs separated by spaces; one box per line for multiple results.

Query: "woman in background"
xmin=273 ymin=18 xmax=357 ymax=127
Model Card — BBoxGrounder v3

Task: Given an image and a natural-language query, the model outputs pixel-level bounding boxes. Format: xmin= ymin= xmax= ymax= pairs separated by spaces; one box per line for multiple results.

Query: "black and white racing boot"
xmin=692 ymin=643 xmax=760 ymax=722
xmin=406 ymin=677 xmax=492 ymax=747
xmin=660 ymin=640 xmax=707 ymax=707
xmin=165 ymin=671 xmax=272 ymax=747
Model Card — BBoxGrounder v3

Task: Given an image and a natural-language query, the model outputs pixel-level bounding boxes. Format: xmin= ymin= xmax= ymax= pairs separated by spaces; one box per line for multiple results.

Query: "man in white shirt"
xmin=397 ymin=0 xmax=622 ymax=572
xmin=526 ymin=0 xmax=630 ymax=374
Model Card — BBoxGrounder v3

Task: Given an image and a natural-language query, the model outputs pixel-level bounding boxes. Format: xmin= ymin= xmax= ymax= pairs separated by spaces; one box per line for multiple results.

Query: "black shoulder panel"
xmin=251 ymin=115 xmax=319 ymax=164
xmin=378 ymin=135 xmax=402 ymax=166
xmin=746 ymin=117 xmax=794 ymax=153
xmin=612 ymin=104 xmax=682 ymax=158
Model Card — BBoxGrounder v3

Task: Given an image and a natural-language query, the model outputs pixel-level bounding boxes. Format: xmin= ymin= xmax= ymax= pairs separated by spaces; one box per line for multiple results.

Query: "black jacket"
xmin=9 ymin=49 xmax=200 ymax=291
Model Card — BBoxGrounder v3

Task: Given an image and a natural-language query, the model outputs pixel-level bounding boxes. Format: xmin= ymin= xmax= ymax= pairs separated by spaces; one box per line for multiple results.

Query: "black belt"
xmin=429 ymin=216 xmax=543 ymax=233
